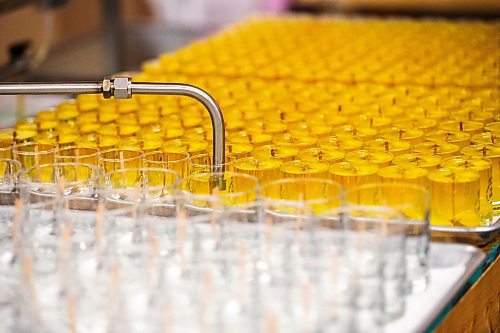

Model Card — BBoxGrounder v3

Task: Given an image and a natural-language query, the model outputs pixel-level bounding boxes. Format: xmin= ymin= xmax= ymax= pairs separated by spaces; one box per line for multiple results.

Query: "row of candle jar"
xmin=0 ymin=172 xmax=433 ymax=332
xmin=155 ymin=19 xmax=497 ymax=87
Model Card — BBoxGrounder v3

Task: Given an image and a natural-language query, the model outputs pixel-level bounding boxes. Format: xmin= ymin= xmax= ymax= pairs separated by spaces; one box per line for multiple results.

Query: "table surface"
xmin=386 ymin=242 xmax=486 ymax=333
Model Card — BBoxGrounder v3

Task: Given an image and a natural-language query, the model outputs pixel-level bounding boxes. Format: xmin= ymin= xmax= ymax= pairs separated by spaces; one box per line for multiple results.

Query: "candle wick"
xmin=459 ymin=121 xmax=464 ymax=132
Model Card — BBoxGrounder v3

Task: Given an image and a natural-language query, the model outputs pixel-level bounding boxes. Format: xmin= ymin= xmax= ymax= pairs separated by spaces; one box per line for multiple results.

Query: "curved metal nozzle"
xmin=0 ymin=77 xmax=226 ymax=188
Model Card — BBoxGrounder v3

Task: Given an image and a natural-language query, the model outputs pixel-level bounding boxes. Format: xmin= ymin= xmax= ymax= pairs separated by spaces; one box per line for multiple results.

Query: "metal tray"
xmin=386 ymin=242 xmax=486 ymax=333
xmin=430 ymin=216 xmax=500 ymax=247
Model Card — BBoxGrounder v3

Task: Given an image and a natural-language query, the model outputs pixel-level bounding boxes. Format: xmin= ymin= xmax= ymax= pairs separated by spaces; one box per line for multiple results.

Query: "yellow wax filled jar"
xmin=290 ymin=125 xmax=332 ymax=139
xmin=461 ymin=145 xmax=500 ymax=215
xmin=97 ymin=110 xmax=119 ymax=124
xmin=15 ymin=118 xmax=37 ymax=132
xmin=308 ymin=113 xmax=348 ymax=128
xmin=379 ymin=127 xmax=424 ymax=145
xmin=471 ymin=132 xmax=500 ymax=146
xmin=413 ymin=142 xmax=460 ymax=160
xmin=100 ymin=148 xmax=143 ymax=173
xmin=163 ymin=139 xmax=209 ymax=156
xmin=225 ymin=142 xmax=253 ymax=160
xmin=407 ymin=106 xmax=449 ymax=122
xmin=318 ymin=136 xmax=364 ymax=152
xmin=76 ymin=112 xmax=98 ymax=128
xmin=365 ymin=138 xmax=411 ymax=156
xmin=273 ymin=133 xmax=318 ymax=151
xmin=332 ymin=125 xmax=378 ymax=142
xmin=454 ymin=110 xmax=494 ymax=124
xmin=76 ymin=94 xmax=99 ymax=112
xmin=118 ymin=124 xmax=141 ymax=138
xmin=345 ymin=149 xmax=394 ymax=167
xmin=229 ymin=131 xmax=273 ymax=147
xmin=281 ymin=160 xmax=330 ymax=179
xmin=56 ymin=146 xmax=99 ymax=166
xmin=427 ymin=168 xmax=481 ymax=227
xmin=378 ymin=165 xmax=428 ymax=187
xmin=299 ymin=147 xmax=345 ymax=164
xmin=76 ymin=134 xmax=119 ymax=150
xmin=0 ymin=128 xmax=14 ymax=148
xmin=442 ymin=157 xmax=493 ymax=224
xmin=330 ymin=161 xmax=379 ymax=190
xmin=394 ymin=118 xmax=438 ymax=133
xmin=13 ymin=129 xmax=37 ymax=144
xmin=425 ymin=130 xmax=472 ymax=148
xmin=392 ymin=153 xmax=442 ymax=170
xmin=252 ymin=145 xmax=299 ymax=162
xmin=144 ymin=151 xmax=189 ymax=178
xmin=485 ymin=122 xmax=500 ymax=134
xmin=234 ymin=156 xmax=282 ymax=185
xmin=56 ymin=102 xmax=78 ymax=126
xmin=439 ymin=120 xmax=483 ymax=135
xmin=352 ymin=114 xmax=392 ymax=130
xmin=97 ymin=124 xmax=118 ymax=136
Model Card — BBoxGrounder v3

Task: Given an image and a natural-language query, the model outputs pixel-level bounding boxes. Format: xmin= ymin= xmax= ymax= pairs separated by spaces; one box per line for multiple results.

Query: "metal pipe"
xmin=0 ymin=82 xmax=103 ymax=95
xmin=0 ymin=77 xmax=226 ymax=186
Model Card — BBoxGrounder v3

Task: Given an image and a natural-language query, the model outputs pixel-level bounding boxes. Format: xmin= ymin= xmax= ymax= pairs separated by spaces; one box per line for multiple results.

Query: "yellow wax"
xmin=485 ymin=122 xmax=500 ymax=134
xmin=15 ymin=118 xmax=37 ymax=132
xmin=290 ymin=123 xmax=332 ymax=139
xmin=252 ymin=145 xmax=299 ymax=162
xmin=273 ymin=133 xmax=318 ymax=150
xmin=332 ymin=125 xmax=378 ymax=142
xmin=0 ymin=128 xmax=14 ymax=148
xmin=97 ymin=124 xmax=118 ymax=136
xmin=281 ymin=160 xmax=330 ymax=179
xmin=97 ymin=111 xmax=119 ymax=124
xmin=425 ymin=130 xmax=472 ymax=148
xmin=299 ymin=147 xmax=345 ymax=164
xmin=162 ymin=139 xmax=208 ymax=156
xmin=461 ymin=145 xmax=500 ymax=214
xmin=427 ymin=168 xmax=481 ymax=227
xmin=352 ymin=115 xmax=392 ymax=130
xmin=454 ymin=110 xmax=494 ymax=124
xmin=439 ymin=120 xmax=484 ymax=135
xmin=413 ymin=142 xmax=460 ymax=159
xmin=35 ymin=109 xmax=56 ymax=122
xmin=345 ymin=149 xmax=394 ymax=167
xmin=13 ymin=142 xmax=56 ymax=169
xmin=471 ymin=132 xmax=499 ymax=146
xmin=76 ymin=94 xmax=99 ymax=112
xmin=378 ymin=165 xmax=428 ymax=187
xmin=379 ymin=127 xmax=424 ymax=145
xmin=442 ymin=157 xmax=493 ymax=224
xmin=392 ymin=153 xmax=441 ymax=170
xmin=226 ymin=142 xmax=253 ymax=160
xmin=234 ymin=156 xmax=283 ymax=185
xmin=76 ymin=134 xmax=118 ymax=150
xmin=229 ymin=131 xmax=273 ymax=147
xmin=318 ymin=136 xmax=364 ymax=152
xmin=394 ymin=118 xmax=438 ymax=133
xmin=407 ymin=106 xmax=449 ymax=122
xmin=364 ymin=138 xmax=411 ymax=156
xmin=329 ymin=161 xmax=379 ymax=190
xmin=13 ymin=129 xmax=36 ymax=144
xmin=308 ymin=113 xmax=348 ymax=127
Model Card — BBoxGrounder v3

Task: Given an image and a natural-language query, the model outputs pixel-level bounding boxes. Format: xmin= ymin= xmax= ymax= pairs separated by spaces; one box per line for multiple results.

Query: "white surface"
xmin=386 ymin=242 xmax=485 ymax=333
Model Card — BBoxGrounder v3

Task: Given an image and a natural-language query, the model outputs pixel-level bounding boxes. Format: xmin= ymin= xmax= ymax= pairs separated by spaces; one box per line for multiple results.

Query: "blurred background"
xmin=0 ymin=0 xmax=498 ymax=125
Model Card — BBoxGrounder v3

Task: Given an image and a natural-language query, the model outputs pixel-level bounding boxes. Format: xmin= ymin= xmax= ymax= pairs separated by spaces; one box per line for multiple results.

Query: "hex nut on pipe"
xmin=113 ymin=77 xmax=132 ymax=99
xmin=102 ymin=77 xmax=112 ymax=99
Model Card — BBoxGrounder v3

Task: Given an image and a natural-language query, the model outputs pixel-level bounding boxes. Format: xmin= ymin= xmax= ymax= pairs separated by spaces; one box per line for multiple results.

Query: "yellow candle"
xmin=364 ymin=138 xmax=411 ymax=156
xmin=471 ymin=132 xmax=499 ymax=146
xmin=352 ymin=115 xmax=392 ymax=130
xmin=0 ymin=128 xmax=14 ymax=149
xmin=273 ymin=133 xmax=317 ymax=150
xmin=332 ymin=125 xmax=378 ymax=142
xmin=413 ymin=142 xmax=460 ymax=159
xmin=461 ymin=144 xmax=500 ymax=215
xmin=226 ymin=142 xmax=253 ymax=160
xmin=249 ymin=120 xmax=288 ymax=135
xmin=439 ymin=120 xmax=484 ymax=135
xmin=441 ymin=156 xmax=493 ymax=224
xmin=330 ymin=161 xmax=379 ymax=190
xmin=252 ymin=145 xmax=299 ymax=162
xmin=299 ymin=147 xmax=345 ymax=164
xmin=427 ymin=168 xmax=481 ymax=227
xmin=13 ymin=142 xmax=56 ymax=169
xmin=281 ymin=160 xmax=330 ymax=179
xmin=345 ymin=149 xmax=393 ymax=167
xmin=454 ymin=110 xmax=494 ymax=124
xmin=378 ymin=165 xmax=428 ymax=187
xmin=379 ymin=127 xmax=424 ymax=145
xmin=162 ymin=139 xmax=209 ymax=156
xmin=392 ymin=153 xmax=441 ymax=170
xmin=97 ymin=123 xmax=118 ymax=136
xmin=394 ymin=118 xmax=438 ymax=133
xmin=290 ymin=123 xmax=332 ymax=139
xmin=425 ymin=130 xmax=471 ymax=148
xmin=318 ymin=136 xmax=364 ymax=152
xmin=229 ymin=131 xmax=273 ymax=147
xmin=485 ymin=122 xmax=500 ymax=134
xmin=15 ymin=118 xmax=37 ymax=132
xmin=407 ymin=106 xmax=449 ymax=122
xmin=234 ymin=156 xmax=283 ymax=185
xmin=76 ymin=134 xmax=119 ymax=150
xmin=13 ymin=129 xmax=37 ymax=144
